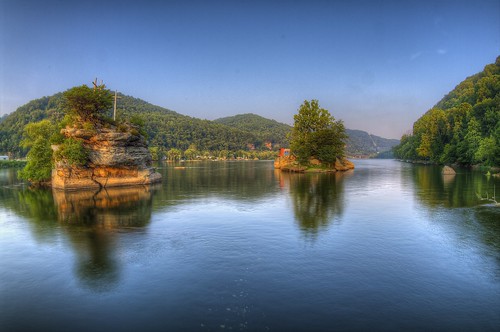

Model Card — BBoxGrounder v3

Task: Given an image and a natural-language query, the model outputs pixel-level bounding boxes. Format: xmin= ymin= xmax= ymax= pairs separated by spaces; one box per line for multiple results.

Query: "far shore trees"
xmin=289 ymin=100 xmax=347 ymax=165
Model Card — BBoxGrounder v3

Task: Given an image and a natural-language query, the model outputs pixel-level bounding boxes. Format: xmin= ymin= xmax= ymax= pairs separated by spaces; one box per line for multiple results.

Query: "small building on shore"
xmin=0 ymin=155 xmax=9 ymax=161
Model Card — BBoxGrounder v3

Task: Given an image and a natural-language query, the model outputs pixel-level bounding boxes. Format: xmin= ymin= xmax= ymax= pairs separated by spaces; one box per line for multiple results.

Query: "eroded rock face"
xmin=52 ymin=125 xmax=161 ymax=190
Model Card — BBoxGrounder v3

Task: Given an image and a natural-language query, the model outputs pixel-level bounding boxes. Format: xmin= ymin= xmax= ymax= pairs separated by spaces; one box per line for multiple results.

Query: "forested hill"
xmin=393 ymin=56 xmax=500 ymax=166
xmin=345 ymin=129 xmax=399 ymax=157
xmin=214 ymin=113 xmax=291 ymax=149
xmin=0 ymin=93 xmax=287 ymax=157
xmin=1 ymin=91 xmax=399 ymax=158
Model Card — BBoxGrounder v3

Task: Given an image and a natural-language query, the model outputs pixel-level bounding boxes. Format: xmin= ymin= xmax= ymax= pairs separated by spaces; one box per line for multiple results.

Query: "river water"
xmin=1 ymin=160 xmax=499 ymax=331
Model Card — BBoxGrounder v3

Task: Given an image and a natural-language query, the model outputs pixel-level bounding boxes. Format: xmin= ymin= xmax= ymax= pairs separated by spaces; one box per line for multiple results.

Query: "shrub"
xmin=55 ymin=138 xmax=88 ymax=166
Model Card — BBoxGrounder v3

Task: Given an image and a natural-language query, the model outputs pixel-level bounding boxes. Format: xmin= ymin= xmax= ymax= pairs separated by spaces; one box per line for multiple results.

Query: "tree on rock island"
xmin=289 ymin=100 xmax=347 ymax=165
xmin=63 ymin=82 xmax=113 ymax=122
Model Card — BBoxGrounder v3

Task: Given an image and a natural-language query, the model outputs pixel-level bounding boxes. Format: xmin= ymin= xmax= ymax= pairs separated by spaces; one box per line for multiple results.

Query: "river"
xmin=1 ymin=159 xmax=499 ymax=331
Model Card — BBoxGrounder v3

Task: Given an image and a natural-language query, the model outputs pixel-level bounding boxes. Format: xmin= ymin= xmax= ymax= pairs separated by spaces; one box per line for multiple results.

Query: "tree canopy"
xmin=289 ymin=100 xmax=347 ymax=164
xmin=17 ymin=120 xmax=57 ymax=183
xmin=63 ymin=83 xmax=113 ymax=122
xmin=393 ymin=56 xmax=500 ymax=166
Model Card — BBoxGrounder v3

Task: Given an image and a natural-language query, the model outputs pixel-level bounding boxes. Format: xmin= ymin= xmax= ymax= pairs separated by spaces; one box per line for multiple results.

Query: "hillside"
xmin=0 ymin=93 xmax=277 ymax=157
xmin=345 ymin=129 xmax=399 ymax=157
xmin=214 ymin=113 xmax=291 ymax=149
xmin=393 ymin=56 xmax=500 ymax=166
xmin=1 ymin=90 xmax=398 ymax=159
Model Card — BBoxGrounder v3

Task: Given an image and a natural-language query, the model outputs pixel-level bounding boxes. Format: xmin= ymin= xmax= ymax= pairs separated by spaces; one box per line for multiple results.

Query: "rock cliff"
xmin=52 ymin=124 xmax=161 ymax=190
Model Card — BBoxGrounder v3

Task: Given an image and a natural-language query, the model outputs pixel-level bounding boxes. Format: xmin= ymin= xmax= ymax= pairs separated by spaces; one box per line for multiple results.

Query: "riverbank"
xmin=397 ymin=159 xmax=500 ymax=174
xmin=0 ymin=160 xmax=26 ymax=169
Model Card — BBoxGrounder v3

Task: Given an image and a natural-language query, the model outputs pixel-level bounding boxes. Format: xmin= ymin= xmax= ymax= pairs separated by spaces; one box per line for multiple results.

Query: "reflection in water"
xmin=1 ymin=184 xmax=156 ymax=291
xmin=53 ymin=186 xmax=155 ymax=227
xmin=153 ymin=161 xmax=279 ymax=206
xmin=53 ymin=186 xmax=157 ymax=291
xmin=408 ymin=163 xmax=500 ymax=269
xmin=411 ymin=164 xmax=499 ymax=208
xmin=278 ymin=170 xmax=349 ymax=237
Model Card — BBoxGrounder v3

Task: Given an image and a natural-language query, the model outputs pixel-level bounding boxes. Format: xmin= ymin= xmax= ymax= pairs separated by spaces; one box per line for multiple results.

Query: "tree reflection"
xmin=279 ymin=171 xmax=348 ymax=238
xmin=0 ymin=184 xmax=157 ymax=292
xmin=51 ymin=186 xmax=157 ymax=291
xmin=410 ymin=165 xmax=499 ymax=208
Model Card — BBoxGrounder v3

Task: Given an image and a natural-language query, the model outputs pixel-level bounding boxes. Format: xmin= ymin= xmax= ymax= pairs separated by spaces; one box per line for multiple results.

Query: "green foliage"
xmin=0 ymin=160 xmax=27 ymax=168
xmin=63 ymin=84 xmax=113 ymax=122
xmin=184 ymin=148 xmax=197 ymax=160
xmin=289 ymin=100 xmax=347 ymax=164
xmin=54 ymin=138 xmax=88 ymax=166
xmin=166 ymin=148 xmax=182 ymax=161
xmin=394 ymin=56 xmax=500 ymax=166
xmin=214 ymin=113 xmax=290 ymax=149
xmin=18 ymin=120 xmax=57 ymax=183
xmin=1 ymin=86 xmax=395 ymax=160
xmin=0 ymin=94 xmax=64 ymax=157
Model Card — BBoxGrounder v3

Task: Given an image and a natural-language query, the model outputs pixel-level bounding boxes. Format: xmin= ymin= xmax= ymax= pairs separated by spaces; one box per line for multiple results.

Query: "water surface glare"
xmin=1 ymin=160 xmax=499 ymax=331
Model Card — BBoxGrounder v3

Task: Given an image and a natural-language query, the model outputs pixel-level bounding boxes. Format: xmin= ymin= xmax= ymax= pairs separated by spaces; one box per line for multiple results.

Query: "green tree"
xmin=289 ymin=100 xmax=347 ymax=164
xmin=457 ymin=116 xmax=482 ymax=164
xmin=18 ymin=120 xmax=56 ymax=183
xmin=63 ymin=83 xmax=113 ymax=122
xmin=54 ymin=138 xmax=88 ymax=166
xmin=166 ymin=148 xmax=182 ymax=161
xmin=184 ymin=148 xmax=197 ymax=160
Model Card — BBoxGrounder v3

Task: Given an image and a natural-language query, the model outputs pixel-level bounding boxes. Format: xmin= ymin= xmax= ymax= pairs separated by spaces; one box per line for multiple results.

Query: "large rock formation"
xmin=52 ymin=125 xmax=161 ymax=190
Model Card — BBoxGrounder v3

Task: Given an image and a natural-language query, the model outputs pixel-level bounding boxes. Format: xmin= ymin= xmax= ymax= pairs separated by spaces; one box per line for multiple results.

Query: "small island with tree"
xmin=275 ymin=99 xmax=354 ymax=172
xmin=18 ymin=80 xmax=161 ymax=189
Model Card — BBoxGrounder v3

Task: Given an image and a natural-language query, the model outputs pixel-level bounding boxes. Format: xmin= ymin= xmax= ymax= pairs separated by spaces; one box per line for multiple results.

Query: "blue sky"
xmin=1 ymin=0 xmax=499 ymax=138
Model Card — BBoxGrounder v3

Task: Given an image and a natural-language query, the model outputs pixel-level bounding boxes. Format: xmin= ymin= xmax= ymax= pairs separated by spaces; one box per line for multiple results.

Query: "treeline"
xmin=394 ymin=56 xmax=500 ymax=166
xmin=0 ymin=93 xmax=288 ymax=159
xmin=1 ymin=86 xmax=402 ymax=160
xmin=214 ymin=113 xmax=292 ymax=149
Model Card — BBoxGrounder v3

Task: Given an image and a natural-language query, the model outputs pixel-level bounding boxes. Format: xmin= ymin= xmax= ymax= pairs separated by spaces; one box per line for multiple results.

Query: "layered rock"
xmin=52 ymin=125 xmax=161 ymax=190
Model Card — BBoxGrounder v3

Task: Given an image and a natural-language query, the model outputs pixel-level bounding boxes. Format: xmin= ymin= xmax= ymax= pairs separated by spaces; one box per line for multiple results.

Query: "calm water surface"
xmin=1 ymin=160 xmax=499 ymax=331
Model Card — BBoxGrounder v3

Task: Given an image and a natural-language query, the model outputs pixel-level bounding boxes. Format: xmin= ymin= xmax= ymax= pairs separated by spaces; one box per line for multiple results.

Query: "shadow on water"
xmin=407 ymin=163 xmax=500 ymax=274
xmin=0 ymin=182 xmax=158 ymax=292
xmin=409 ymin=164 xmax=499 ymax=208
xmin=277 ymin=170 xmax=350 ymax=239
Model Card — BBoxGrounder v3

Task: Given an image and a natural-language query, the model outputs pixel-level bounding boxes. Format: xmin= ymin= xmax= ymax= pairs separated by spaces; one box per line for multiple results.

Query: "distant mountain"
xmin=0 ymin=91 xmax=398 ymax=158
xmin=345 ymin=129 xmax=399 ymax=157
xmin=215 ymin=114 xmax=399 ymax=157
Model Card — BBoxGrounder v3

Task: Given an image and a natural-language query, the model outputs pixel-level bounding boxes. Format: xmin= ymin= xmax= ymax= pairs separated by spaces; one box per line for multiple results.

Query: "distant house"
xmin=0 ymin=156 xmax=8 ymax=161
xmin=279 ymin=148 xmax=290 ymax=157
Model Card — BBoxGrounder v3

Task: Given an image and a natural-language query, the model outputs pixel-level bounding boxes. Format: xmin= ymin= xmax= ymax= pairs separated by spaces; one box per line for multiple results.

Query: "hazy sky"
xmin=1 ymin=0 xmax=499 ymax=138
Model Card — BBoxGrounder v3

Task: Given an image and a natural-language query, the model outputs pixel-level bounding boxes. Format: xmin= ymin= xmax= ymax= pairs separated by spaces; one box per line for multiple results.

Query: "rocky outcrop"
xmin=442 ymin=165 xmax=456 ymax=175
xmin=52 ymin=125 xmax=161 ymax=190
xmin=274 ymin=155 xmax=355 ymax=173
